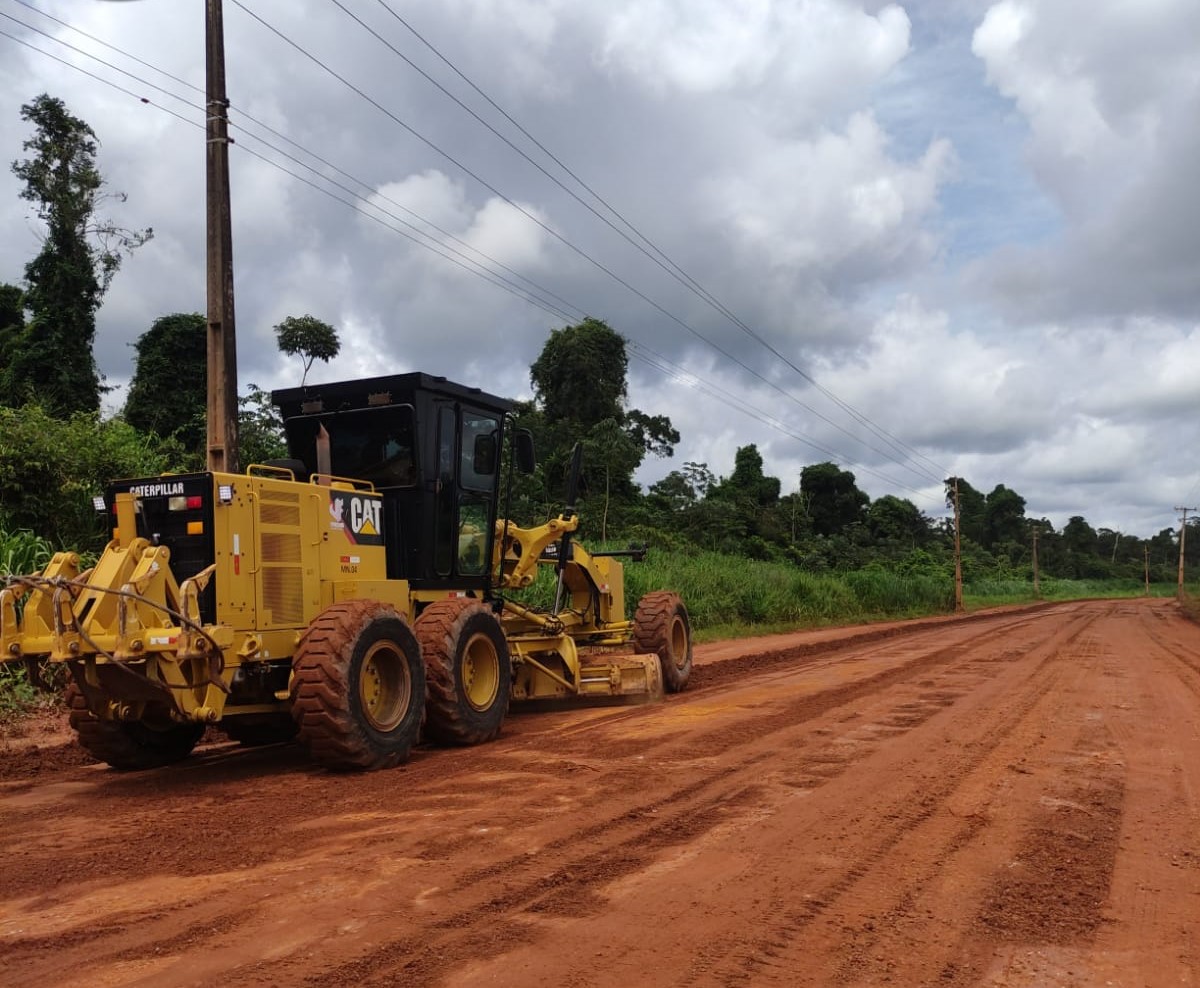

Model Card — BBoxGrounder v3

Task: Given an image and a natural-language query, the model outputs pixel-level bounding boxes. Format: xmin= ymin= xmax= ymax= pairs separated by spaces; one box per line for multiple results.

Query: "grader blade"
xmin=577 ymin=651 xmax=663 ymax=703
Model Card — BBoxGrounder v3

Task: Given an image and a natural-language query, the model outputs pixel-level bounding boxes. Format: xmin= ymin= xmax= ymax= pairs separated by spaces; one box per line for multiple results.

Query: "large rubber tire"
xmin=65 ymin=683 xmax=205 ymax=771
xmin=633 ymin=590 xmax=693 ymax=693
xmin=290 ymin=600 xmax=425 ymax=770
xmin=415 ymin=598 xmax=511 ymax=746
xmin=222 ymin=715 xmax=298 ymax=747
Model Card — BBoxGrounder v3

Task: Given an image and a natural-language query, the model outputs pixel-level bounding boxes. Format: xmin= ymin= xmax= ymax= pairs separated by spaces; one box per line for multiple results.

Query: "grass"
xmin=963 ymin=576 xmax=1182 ymax=608
xmin=0 ymin=529 xmax=66 ymax=724
xmin=534 ymin=546 xmax=1192 ymax=642
xmin=0 ymin=528 xmax=55 ymax=578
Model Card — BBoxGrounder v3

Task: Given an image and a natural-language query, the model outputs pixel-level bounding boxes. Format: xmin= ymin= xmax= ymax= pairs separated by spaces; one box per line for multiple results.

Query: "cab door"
xmin=431 ymin=404 xmax=501 ymax=582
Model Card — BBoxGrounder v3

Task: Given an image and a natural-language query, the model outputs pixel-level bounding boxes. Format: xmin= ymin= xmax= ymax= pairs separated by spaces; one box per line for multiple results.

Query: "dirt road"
xmin=2 ymin=598 xmax=1199 ymax=987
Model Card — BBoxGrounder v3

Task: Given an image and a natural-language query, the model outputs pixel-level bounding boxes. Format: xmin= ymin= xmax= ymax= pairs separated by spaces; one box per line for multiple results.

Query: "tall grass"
xmin=0 ymin=528 xmax=61 ymax=725
xmin=0 ymin=528 xmax=55 ymax=577
xmin=512 ymin=548 xmax=953 ymax=639
xmin=964 ymin=576 xmax=1177 ymax=606
xmin=509 ymin=545 xmax=1177 ymax=640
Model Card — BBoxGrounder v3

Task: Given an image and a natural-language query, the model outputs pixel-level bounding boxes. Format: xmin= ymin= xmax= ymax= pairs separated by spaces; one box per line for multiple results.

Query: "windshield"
xmin=285 ymin=407 xmax=417 ymax=488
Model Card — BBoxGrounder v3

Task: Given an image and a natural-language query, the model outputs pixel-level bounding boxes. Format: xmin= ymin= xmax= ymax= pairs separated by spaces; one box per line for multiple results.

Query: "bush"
xmin=0 ymin=404 xmax=188 ymax=552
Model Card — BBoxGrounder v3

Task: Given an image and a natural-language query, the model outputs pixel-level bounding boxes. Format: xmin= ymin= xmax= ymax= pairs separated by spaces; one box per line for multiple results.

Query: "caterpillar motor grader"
xmin=0 ymin=372 xmax=692 ymax=771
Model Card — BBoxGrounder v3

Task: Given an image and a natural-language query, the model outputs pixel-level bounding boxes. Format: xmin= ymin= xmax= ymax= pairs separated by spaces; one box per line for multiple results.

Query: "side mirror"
xmin=514 ymin=429 xmax=535 ymax=474
xmin=472 ymin=433 xmax=498 ymax=475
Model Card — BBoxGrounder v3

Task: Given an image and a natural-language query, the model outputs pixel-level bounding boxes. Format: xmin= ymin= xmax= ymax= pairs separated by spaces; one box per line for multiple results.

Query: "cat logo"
xmin=328 ymin=492 xmax=384 ymax=546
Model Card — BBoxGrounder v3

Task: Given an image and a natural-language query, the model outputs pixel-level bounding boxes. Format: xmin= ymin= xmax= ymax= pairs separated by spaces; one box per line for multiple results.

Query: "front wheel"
xmin=66 ymin=683 xmax=204 ymax=770
xmin=633 ymin=591 xmax=693 ymax=693
xmin=290 ymin=600 xmax=425 ymax=770
xmin=415 ymin=598 xmax=511 ymax=746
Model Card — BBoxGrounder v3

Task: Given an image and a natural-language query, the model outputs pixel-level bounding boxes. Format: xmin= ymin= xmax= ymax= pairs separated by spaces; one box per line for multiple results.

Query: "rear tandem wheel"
xmin=415 ymin=598 xmax=511 ymax=746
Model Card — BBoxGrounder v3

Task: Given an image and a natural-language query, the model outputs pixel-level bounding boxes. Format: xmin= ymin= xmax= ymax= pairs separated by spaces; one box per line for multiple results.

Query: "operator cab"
xmin=272 ymin=372 xmax=521 ymax=591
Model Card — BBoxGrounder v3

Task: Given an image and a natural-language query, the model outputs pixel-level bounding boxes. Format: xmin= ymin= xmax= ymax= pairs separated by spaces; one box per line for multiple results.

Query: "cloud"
xmin=600 ymin=0 xmax=911 ymax=127
xmin=971 ymin=0 xmax=1200 ymax=321
xmin=711 ymin=112 xmax=952 ymax=286
xmin=0 ymin=0 xmax=1196 ymax=537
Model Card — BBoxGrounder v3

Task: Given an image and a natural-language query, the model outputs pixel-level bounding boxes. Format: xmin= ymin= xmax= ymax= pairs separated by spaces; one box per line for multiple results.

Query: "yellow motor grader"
xmin=0 ymin=372 xmax=691 ymax=770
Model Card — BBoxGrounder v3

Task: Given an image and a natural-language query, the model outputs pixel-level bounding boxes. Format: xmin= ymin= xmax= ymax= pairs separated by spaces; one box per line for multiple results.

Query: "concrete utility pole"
xmin=1176 ymin=506 xmax=1196 ymax=599
xmin=206 ymin=0 xmax=239 ymax=473
xmin=1144 ymin=545 xmax=1150 ymax=597
xmin=952 ymin=478 xmax=964 ymax=613
xmin=1031 ymin=528 xmax=1040 ymax=600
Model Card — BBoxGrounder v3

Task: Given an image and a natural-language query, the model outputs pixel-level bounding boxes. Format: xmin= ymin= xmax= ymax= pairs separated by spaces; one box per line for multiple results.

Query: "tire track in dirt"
xmin=673 ymin=606 xmax=1114 ymax=988
xmin=233 ymin=609 xmax=1106 ymax=987
xmin=5 ymin=601 xmax=1191 ymax=988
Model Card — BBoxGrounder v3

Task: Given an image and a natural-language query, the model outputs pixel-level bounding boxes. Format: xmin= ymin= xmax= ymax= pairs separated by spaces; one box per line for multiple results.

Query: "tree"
xmin=3 ymin=95 xmax=151 ymax=415
xmin=530 ymin=317 xmax=626 ymax=429
xmin=528 ymin=318 xmax=676 ymax=509
xmin=983 ymin=484 xmax=1027 ymax=550
xmin=724 ymin=445 xmax=780 ymax=506
xmin=274 ymin=314 xmax=340 ymax=385
xmin=124 ymin=313 xmax=206 ymax=456
xmin=801 ymin=462 xmax=869 ymax=537
xmin=1061 ymin=515 xmax=1101 ymax=578
xmin=945 ymin=477 xmax=986 ymax=546
xmin=868 ymin=495 xmax=928 ymax=548
xmin=625 ymin=409 xmax=679 ymax=459
xmin=708 ymin=445 xmax=785 ymax=551
xmin=0 ymin=284 xmax=24 ymax=389
xmin=238 ymin=384 xmax=288 ymax=466
xmin=582 ymin=418 xmax=642 ymax=539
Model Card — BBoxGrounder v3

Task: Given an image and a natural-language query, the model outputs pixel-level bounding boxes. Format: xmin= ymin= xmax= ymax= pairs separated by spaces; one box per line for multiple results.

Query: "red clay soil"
xmin=1 ymin=598 xmax=1198 ymax=987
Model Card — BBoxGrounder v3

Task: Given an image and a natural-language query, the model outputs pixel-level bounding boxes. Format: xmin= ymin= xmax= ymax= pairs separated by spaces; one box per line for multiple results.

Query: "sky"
xmin=0 ymin=0 xmax=1197 ymax=538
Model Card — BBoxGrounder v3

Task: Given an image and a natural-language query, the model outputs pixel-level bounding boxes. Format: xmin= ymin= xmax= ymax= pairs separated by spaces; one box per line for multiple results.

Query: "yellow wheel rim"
xmin=461 ymin=632 xmax=501 ymax=711
xmin=668 ymin=615 xmax=688 ymax=669
xmin=358 ymin=640 xmax=412 ymax=732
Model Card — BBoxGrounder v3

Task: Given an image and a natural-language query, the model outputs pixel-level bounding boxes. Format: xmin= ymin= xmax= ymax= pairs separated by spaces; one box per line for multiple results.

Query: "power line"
xmin=0 ymin=10 xmax=583 ymax=322
xmin=0 ymin=27 xmax=201 ymax=130
xmin=0 ymin=14 xmax=946 ymax=505
xmin=9 ymin=0 xmax=203 ymax=95
xmin=228 ymin=0 xmax=947 ymax=487
xmin=360 ymin=0 xmax=953 ymax=483
xmin=7 ymin=1 xmax=581 ymax=321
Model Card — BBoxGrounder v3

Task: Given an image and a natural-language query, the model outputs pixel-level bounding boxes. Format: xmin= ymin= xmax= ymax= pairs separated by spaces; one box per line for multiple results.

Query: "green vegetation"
xmin=0 ymin=527 xmax=54 ymax=577
xmin=0 ymin=404 xmax=188 ymax=553
xmin=0 ymin=529 xmax=62 ymax=725
xmin=274 ymin=314 xmax=341 ymax=386
xmin=2 ymin=94 xmax=150 ymax=415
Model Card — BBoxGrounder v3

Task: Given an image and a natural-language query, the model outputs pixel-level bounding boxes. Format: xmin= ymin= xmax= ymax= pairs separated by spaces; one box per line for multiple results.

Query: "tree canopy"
xmin=274 ymin=314 xmax=340 ymax=385
xmin=526 ymin=318 xmax=677 ymax=511
xmin=124 ymin=313 xmax=207 ymax=455
xmin=801 ymin=462 xmax=869 ymax=537
xmin=530 ymin=317 xmax=627 ymax=429
xmin=2 ymin=95 xmax=150 ymax=415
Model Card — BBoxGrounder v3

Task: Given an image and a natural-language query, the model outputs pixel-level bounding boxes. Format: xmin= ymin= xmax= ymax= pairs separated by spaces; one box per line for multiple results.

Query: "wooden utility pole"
xmin=1031 ymin=528 xmax=1040 ymax=600
xmin=1176 ymin=506 xmax=1196 ymax=599
xmin=1144 ymin=545 xmax=1150 ymax=597
xmin=952 ymin=478 xmax=964 ymax=613
xmin=206 ymin=0 xmax=239 ymax=473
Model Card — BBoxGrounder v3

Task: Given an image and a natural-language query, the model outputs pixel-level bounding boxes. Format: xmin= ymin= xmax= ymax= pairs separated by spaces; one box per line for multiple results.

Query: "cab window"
xmin=460 ymin=414 xmax=499 ymax=492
